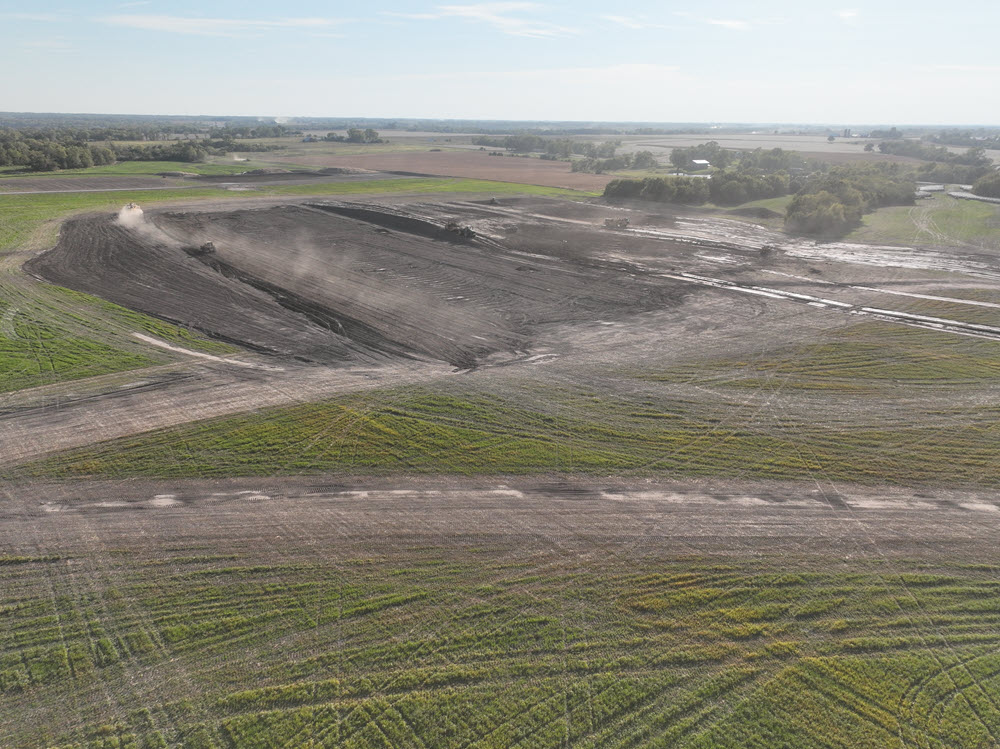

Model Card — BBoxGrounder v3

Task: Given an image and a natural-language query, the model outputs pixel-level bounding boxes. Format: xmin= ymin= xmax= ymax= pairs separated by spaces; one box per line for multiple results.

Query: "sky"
xmin=2 ymin=0 xmax=999 ymax=124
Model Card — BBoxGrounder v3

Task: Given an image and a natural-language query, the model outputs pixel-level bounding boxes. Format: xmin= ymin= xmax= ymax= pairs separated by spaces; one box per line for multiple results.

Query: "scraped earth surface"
xmin=11 ymin=194 xmax=1000 ymax=470
xmin=268 ymin=149 xmax=615 ymax=191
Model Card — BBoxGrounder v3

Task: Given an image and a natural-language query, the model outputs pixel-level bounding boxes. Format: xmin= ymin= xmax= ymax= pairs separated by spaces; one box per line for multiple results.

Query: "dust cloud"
xmin=116 ymin=203 xmax=145 ymax=228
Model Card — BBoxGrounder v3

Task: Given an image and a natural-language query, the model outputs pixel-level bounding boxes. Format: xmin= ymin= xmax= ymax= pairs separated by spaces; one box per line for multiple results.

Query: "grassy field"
xmin=0 ymin=161 xmax=276 ymax=179
xmin=14 ymin=322 xmax=1000 ymax=487
xmin=848 ymin=194 xmax=1000 ymax=249
xmin=4 ymin=527 xmax=1000 ymax=749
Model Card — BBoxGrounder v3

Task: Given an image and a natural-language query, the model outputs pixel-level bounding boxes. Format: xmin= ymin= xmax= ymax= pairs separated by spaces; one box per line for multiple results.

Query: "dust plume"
xmin=116 ymin=203 xmax=145 ymax=228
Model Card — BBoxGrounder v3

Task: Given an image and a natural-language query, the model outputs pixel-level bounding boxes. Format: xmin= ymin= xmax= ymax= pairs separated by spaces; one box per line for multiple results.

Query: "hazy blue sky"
xmin=3 ymin=1 xmax=998 ymax=123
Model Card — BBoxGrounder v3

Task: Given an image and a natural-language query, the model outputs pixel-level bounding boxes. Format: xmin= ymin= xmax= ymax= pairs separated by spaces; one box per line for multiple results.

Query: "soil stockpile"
xmin=27 ymin=199 xmax=688 ymax=368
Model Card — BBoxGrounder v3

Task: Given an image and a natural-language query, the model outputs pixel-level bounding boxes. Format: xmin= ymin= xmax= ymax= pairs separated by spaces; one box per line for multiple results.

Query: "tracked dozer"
xmin=603 ymin=217 xmax=630 ymax=229
xmin=444 ymin=221 xmax=476 ymax=238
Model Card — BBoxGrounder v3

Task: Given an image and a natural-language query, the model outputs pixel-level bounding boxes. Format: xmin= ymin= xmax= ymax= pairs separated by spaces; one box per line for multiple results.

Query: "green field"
xmin=4 ymin=537 xmax=1000 ymax=748
xmin=0 ymin=161 xmax=275 ymax=179
xmin=848 ymin=194 xmax=1000 ymax=249
xmin=14 ymin=321 xmax=1000 ymax=486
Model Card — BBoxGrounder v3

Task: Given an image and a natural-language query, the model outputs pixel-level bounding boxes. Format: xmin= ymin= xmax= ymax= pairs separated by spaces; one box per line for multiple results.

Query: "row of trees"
xmin=604 ymin=158 xmax=917 ymax=237
xmin=472 ymin=134 xmax=620 ymax=159
xmin=0 ymin=129 xmax=263 ymax=171
xmin=570 ymin=151 xmax=658 ymax=174
xmin=604 ymin=176 xmax=711 ymax=204
xmin=0 ymin=124 xmax=302 ymax=171
xmin=325 ymin=128 xmax=383 ymax=144
xmin=876 ymin=140 xmax=992 ymax=167
xmin=785 ymin=166 xmax=916 ymax=235
xmin=972 ymin=171 xmax=1000 ymax=198
xmin=0 ymin=140 xmax=116 ymax=171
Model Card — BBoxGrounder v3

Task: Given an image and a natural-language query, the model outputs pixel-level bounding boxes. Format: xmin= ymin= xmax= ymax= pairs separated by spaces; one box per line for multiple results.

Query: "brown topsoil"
xmin=268 ymin=150 xmax=614 ymax=192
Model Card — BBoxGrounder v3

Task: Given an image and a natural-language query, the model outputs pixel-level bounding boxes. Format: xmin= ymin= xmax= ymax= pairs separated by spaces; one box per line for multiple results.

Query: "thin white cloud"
xmin=21 ymin=38 xmax=72 ymax=49
xmin=118 ymin=1 xmax=152 ymax=7
xmin=600 ymin=15 xmax=676 ymax=31
xmin=385 ymin=62 xmax=683 ymax=85
xmin=674 ymin=11 xmax=782 ymax=30
xmin=920 ymin=64 xmax=1000 ymax=73
xmin=837 ymin=9 xmax=859 ymax=21
xmin=706 ymin=18 xmax=749 ymax=30
xmin=385 ymin=3 xmax=578 ymax=38
xmin=100 ymin=14 xmax=345 ymax=37
xmin=3 ymin=13 xmax=67 ymax=22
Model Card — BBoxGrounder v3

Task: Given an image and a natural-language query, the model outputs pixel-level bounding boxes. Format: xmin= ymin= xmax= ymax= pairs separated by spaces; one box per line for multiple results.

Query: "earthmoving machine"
xmin=603 ymin=217 xmax=630 ymax=229
xmin=444 ymin=221 xmax=476 ymax=238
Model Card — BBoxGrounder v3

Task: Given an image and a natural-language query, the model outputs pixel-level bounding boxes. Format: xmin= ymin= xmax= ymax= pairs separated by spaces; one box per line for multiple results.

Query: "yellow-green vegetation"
xmin=14 ymin=332 xmax=1000 ymax=485
xmin=0 ymin=160 xmax=272 ymax=178
xmin=267 ymin=177 xmax=595 ymax=199
xmin=848 ymin=193 xmax=1000 ymax=249
xmin=5 ymin=545 xmax=1000 ymax=748
xmin=0 ymin=286 xmax=239 ymax=393
xmin=0 ymin=298 xmax=157 ymax=393
xmin=647 ymin=322 xmax=1000 ymax=392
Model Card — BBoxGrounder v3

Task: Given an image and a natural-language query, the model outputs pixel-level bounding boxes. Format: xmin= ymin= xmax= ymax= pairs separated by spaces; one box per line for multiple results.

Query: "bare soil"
xmin=26 ymin=199 xmax=691 ymax=368
xmin=13 ymin=194 xmax=1000 ymax=472
xmin=268 ymin=150 xmax=615 ymax=191
xmin=6 ymin=477 xmax=999 ymax=564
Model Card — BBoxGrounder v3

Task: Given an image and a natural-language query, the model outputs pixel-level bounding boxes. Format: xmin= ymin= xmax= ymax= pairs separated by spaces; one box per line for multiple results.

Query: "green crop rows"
xmin=4 ymin=544 xmax=1000 ymax=748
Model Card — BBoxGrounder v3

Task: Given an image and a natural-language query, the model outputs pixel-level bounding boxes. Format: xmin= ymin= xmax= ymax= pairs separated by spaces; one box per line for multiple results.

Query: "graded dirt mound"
xmin=27 ymin=200 xmax=690 ymax=368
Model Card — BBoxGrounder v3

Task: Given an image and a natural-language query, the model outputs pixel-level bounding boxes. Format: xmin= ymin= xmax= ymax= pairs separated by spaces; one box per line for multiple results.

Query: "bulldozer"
xmin=603 ymin=217 xmax=630 ymax=230
xmin=444 ymin=221 xmax=476 ymax=239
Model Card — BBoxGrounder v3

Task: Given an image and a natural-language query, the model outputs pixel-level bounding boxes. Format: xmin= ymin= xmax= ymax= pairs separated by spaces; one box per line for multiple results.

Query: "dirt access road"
xmin=6 ymin=477 xmax=1000 ymax=564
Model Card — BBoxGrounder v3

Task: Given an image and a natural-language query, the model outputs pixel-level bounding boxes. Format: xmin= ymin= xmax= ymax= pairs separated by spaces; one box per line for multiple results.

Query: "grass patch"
xmin=643 ymin=322 xmax=1000 ymax=391
xmin=848 ymin=193 xmax=1000 ymax=249
xmin=0 ymin=298 xmax=159 ymax=393
xmin=5 ymin=547 xmax=1000 ymax=747
xmin=0 ymin=160 xmax=274 ymax=179
xmin=14 ymin=363 xmax=1000 ymax=486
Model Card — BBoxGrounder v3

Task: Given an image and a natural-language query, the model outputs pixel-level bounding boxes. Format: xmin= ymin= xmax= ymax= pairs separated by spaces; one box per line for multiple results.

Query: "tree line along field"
xmin=3 ymin=485 xmax=1000 ymax=749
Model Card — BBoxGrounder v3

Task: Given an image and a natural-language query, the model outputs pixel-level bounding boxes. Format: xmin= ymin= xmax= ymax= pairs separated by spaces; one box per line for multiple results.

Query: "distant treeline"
xmin=605 ymin=149 xmax=917 ymax=237
xmin=785 ymin=166 xmax=915 ymax=236
xmin=570 ymin=151 xmax=657 ymax=174
xmin=972 ymin=171 xmax=1000 ymax=198
xmin=877 ymin=140 xmax=991 ymax=166
xmin=0 ymin=129 xmax=281 ymax=171
xmin=877 ymin=141 xmax=994 ymax=184
xmin=322 ymin=129 xmax=383 ymax=144
xmin=0 ymin=129 xmax=116 ymax=170
xmin=473 ymin=134 xmax=621 ymax=158
xmin=925 ymin=129 xmax=1000 ymax=150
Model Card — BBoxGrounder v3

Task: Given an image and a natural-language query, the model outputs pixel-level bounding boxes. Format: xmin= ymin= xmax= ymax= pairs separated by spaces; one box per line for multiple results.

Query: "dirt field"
xmin=268 ymin=149 xmax=614 ymax=191
xmin=13 ymin=193 xmax=1000 ymax=480
xmin=27 ymin=199 xmax=689 ymax=369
